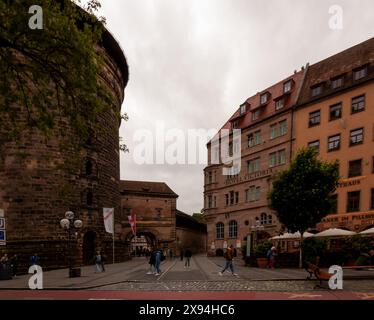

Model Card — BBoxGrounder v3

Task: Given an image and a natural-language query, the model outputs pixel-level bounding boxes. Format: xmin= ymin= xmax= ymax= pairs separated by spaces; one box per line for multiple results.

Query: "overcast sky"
xmin=98 ymin=0 xmax=374 ymax=214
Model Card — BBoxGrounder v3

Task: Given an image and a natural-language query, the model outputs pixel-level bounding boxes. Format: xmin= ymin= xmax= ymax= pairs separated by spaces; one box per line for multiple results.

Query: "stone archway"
xmin=124 ymin=230 xmax=159 ymax=256
xmin=82 ymin=231 xmax=96 ymax=265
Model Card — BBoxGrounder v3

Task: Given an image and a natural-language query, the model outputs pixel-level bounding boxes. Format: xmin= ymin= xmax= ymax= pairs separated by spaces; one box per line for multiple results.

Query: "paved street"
xmin=0 ymin=255 xmax=373 ymax=297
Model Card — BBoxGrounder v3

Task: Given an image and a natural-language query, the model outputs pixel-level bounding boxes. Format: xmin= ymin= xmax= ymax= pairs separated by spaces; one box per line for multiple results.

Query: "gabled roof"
xmin=208 ymin=69 xmax=305 ymax=145
xmin=120 ymin=180 xmax=178 ymax=198
xmin=297 ymin=37 xmax=374 ymax=106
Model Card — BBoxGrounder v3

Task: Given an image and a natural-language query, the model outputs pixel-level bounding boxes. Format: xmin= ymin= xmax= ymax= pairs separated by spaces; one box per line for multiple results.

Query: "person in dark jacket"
xmin=10 ymin=254 xmax=19 ymax=277
xmin=30 ymin=253 xmax=40 ymax=266
xmin=147 ymin=248 xmax=156 ymax=274
xmin=184 ymin=249 xmax=192 ymax=268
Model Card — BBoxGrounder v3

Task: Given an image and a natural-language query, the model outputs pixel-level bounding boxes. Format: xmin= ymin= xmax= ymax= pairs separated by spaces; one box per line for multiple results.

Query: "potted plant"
xmin=254 ymin=241 xmax=273 ymax=268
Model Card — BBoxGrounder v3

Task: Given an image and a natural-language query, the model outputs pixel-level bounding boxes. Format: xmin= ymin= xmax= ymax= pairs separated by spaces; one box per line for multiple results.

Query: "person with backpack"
xmin=219 ymin=245 xmax=238 ymax=276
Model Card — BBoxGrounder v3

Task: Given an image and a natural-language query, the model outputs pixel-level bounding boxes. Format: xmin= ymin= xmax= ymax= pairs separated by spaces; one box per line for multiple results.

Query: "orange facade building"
xmin=204 ymin=69 xmax=306 ymax=255
xmin=204 ymin=37 xmax=374 ymax=255
xmin=294 ymin=38 xmax=374 ymax=233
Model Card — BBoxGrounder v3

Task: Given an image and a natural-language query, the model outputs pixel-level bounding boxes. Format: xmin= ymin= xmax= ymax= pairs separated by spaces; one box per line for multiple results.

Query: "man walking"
xmin=154 ymin=248 xmax=162 ymax=276
xmin=219 ymin=245 xmax=238 ymax=276
xmin=184 ymin=248 xmax=192 ymax=268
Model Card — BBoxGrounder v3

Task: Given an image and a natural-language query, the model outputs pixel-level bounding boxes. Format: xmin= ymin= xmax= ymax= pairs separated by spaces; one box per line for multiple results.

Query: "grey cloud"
xmin=101 ymin=0 xmax=374 ymax=213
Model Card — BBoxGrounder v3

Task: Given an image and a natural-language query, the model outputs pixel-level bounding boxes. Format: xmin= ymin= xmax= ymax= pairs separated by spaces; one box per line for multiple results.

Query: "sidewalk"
xmin=0 ymin=257 xmax=174 ymax=290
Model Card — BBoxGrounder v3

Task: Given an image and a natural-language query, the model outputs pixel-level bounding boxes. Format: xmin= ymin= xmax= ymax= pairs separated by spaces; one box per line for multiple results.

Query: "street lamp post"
xmin=60 ymin=211 xmax=83 ymax=278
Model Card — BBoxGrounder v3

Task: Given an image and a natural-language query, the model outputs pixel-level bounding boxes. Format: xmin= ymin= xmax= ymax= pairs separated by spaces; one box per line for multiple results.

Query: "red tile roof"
xmin=297 ymin=37 xmax=374 ymax=106
xmin=120 ymin=180 xmax=178 ymax=197
xmin=209 ymin=69 xmax=305 ymax=144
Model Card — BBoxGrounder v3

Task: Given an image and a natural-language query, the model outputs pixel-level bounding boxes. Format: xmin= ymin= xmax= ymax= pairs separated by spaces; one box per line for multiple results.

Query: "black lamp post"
xmin=60 ymin=211 xmax=83 ymax=278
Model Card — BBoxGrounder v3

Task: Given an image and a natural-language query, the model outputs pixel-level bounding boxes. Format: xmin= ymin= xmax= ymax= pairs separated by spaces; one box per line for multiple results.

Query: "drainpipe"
xmin=290 ymin=63 xmax=310 ymax=159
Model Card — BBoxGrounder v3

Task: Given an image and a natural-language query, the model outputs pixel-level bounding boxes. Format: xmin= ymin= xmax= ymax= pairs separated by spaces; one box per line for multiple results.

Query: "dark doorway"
xmin=83 ymin=231 xmax=96 ymax=265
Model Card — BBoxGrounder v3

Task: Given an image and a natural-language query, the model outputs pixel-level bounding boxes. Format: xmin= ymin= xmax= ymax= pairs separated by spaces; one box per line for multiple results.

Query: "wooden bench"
xmin=305 ymin=262 xmax=331 ymax=288
xmin=342 ymin=265 xmax=374 ymax=270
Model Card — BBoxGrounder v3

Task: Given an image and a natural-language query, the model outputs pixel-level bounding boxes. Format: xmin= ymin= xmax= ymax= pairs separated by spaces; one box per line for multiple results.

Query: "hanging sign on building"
xmin=0 ymin=209 xmax=5 ymax=245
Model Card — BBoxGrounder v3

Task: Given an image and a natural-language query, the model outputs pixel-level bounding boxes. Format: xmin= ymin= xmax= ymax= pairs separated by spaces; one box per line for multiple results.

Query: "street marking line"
xmin=157 ymin=260 xmax=178 ymax=281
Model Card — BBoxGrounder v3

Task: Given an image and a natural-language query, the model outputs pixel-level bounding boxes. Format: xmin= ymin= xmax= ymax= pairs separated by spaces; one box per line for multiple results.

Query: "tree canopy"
xmin=269 ymin=148 xmax=340 ymax=234
xmin=0 ymin=0 xmax=128 ymax=150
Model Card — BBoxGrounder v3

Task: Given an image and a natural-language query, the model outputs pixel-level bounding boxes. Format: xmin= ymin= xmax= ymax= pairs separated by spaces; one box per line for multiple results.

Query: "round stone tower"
xmin=0 ymin=29 xmax=129 ymax=271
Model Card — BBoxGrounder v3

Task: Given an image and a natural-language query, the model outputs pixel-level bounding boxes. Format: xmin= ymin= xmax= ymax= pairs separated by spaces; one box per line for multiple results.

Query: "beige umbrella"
xmin=313 ymin=228 xmax=356 ymax=237
xmin=271 ymin=231 xmax=313 ymax=240
xmin=360 ymin=227 xmax=374 ymax=235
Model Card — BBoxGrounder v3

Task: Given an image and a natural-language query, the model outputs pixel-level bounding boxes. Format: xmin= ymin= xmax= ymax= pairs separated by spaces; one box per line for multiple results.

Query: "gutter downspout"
xmin=290 ymin=63 xmax=310 ymax=160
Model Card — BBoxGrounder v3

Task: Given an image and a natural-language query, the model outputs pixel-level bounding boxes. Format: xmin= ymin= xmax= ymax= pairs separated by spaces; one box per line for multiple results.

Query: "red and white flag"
xmin=128 ymin=209 xmax=136 ymax=235
xmin=103 ymin=208 xmax=114 ymax=234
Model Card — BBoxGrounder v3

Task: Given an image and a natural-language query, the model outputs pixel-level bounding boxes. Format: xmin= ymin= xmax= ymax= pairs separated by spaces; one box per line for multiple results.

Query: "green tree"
xmin=0 ymin=0 xmax=128 ymax=150
xmin=269 ymin=148 xmax=340 ymax=267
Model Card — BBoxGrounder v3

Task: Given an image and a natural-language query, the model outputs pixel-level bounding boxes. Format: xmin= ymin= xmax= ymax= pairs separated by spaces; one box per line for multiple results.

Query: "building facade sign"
xmin=337 ymin=177 xmax=364 ymax=188
xmin=319 ymin=211 xmax=374 ymax=231
xmin=225 ymin=168 xmax=274 ymax=186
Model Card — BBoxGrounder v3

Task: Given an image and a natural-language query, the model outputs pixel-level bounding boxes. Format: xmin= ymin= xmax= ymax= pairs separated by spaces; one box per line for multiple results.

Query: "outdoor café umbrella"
xmin=360 ymin=227 xmax=374 ymax=235
xmin=313 ymin=228 xmax=356 ymax=237
xmin=271 ymin=231 xmax=314 ymax=240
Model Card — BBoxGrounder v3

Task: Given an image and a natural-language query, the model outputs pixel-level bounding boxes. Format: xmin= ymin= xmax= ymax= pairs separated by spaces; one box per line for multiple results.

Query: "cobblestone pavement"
xmin=93 ymin=279 xmax=374 ymax=292
xmin=0 ymin=255 xmax=373 ymax=291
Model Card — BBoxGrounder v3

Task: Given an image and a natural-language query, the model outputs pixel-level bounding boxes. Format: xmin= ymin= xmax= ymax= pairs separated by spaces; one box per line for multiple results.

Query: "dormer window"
xmin=353 ymin=65 xmax=367 ymax=81
xmin=252 ymin=110 xmax=260 ymax=121
xmin=283 ymin=80 xmax=293 ymax=93
xmin=331 ymin=76 xmax=344 ymax=89
xmin=275 ymin=98 xmax=285 ymax=110
xmin=240 ymin=104 xmax=246 ymax=115
xmin=232 ymin=120 xmax=239 ymax=129
xmin=260 ymin=93 xmax=269 ymax=105
xmin=311 ymin=84 xmax=322 ymax=97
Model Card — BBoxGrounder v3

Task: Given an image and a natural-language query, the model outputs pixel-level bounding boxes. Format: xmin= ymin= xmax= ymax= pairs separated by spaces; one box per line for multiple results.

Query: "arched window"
xmin=229 ymin=220 xmax=238 ymax=238
xmin=216 ymin=222 xmax=224 ymax=239
xmin=260 ymin=213 xmax=267 ymax=225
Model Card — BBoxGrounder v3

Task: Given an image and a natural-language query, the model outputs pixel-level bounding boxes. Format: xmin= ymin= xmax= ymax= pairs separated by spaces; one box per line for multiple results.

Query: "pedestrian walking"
xmin=0 ymin=253 xmax=8 ymax=264
xmin=147 ymin=248 xmax=156 ymax=274
xmin=10 ymin=254 xmax=19 ymax=277
xmin=154 ymin=248 xmax=162 ymax=276
xmin=267 ymin=247 xmax=277 ymax=269
xmin=94 ymin=251 xmax=103 ymax=273
xmin=101 ymin=253 xmax=107 ymax=272
xmin=30 ymin=253 xmax=40 ymax=266
xmin=168 ymin=249 xmax=173 ymax=260
xmin=180 ymin=248 xmax=184 ymax=261
xmin=184 ymin=249 xmax=192 ymax=268
xmin=219 ymin=245 xmax=237 ymax=276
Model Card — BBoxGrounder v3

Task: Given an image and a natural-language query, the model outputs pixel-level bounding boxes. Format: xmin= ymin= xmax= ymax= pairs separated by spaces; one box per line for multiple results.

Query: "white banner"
xmin=103 ymin=208 xmax=114 ymax=234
